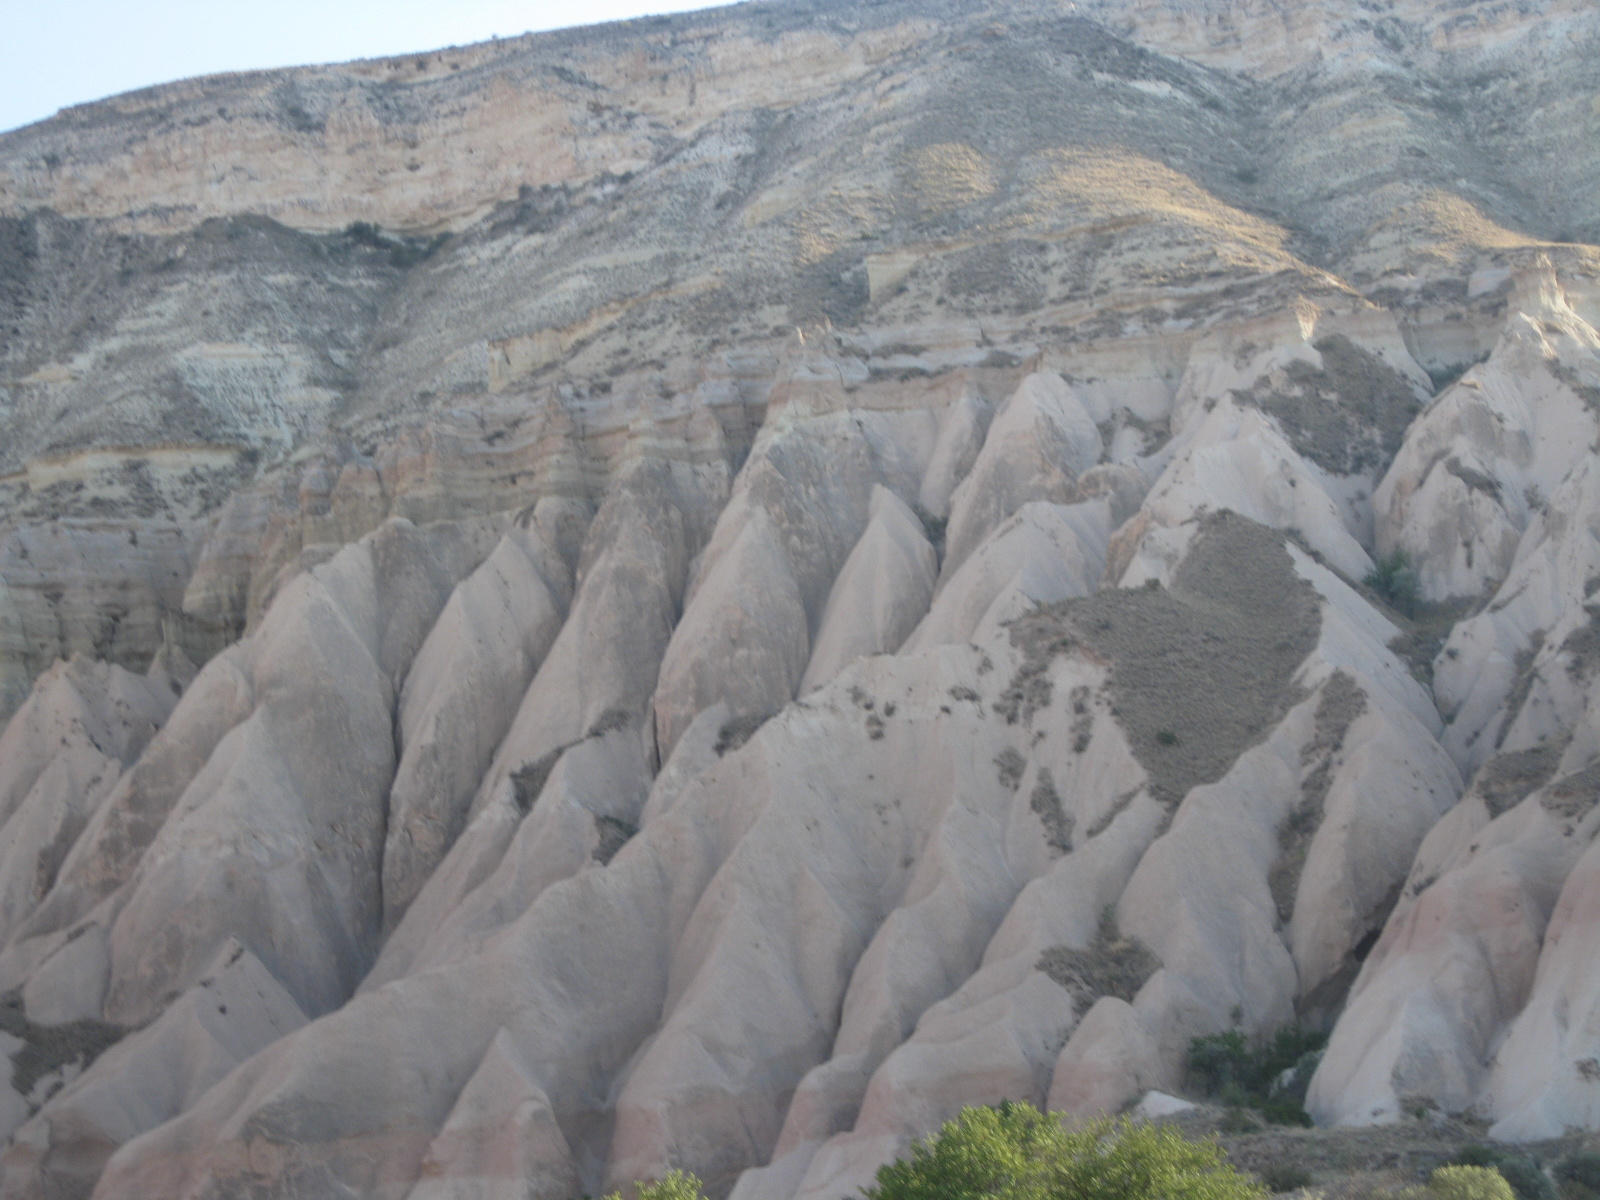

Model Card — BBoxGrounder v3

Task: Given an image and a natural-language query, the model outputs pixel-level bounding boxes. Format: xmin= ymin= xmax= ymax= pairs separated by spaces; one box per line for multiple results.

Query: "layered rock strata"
xmin=0 ymin=0 xmax=1598 ymax=1197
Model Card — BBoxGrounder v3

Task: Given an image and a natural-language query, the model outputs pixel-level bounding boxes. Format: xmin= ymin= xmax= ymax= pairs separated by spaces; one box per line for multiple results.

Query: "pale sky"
xmin=0 ymin=0 xmax=723 ymax=134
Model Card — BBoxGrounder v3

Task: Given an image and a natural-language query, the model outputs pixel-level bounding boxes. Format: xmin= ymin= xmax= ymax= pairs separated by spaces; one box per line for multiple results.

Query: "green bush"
xmin=863 ymin=1102 xmax=1062 ymax=1200
xmin=864 ymin=1102 xmax=1266 ymax=1200
xmin=339 ymin=220 xmax=448 ymax=268
xmin=1494 ymin=1158 xmax=1556 ymax=1200
xmin=342 ymin=220 xmax=388 ymax=249
xmin=1255 ymin=1097 xmax=1313 ymax=1127
xmin=1189 ymin=1031 xmax=1253 ymax=1093
xmin=1258 ymin=1163 xmax=1314 ymax=1193
xmin=1187 ymin=1026 xmax=1325 ymax=1125
xmin=1218 ymin=1107 xmax=1261 ymax=1135
xmin=1041 ymin=1118 xmax=1267 ymax=1200
xmin=1556 ymin=1152 xmax=1600 ymax=1199
xmin=603 ymin=1169 xmax=705 ymax=1200
xmin=1399 ymin=1165 xmax=1516 ymax=1200
xmin=1447 ymin=1145 xmax=1555 ymax=1200
xmin=1364 ymin=550 xmax=1420 ymax=616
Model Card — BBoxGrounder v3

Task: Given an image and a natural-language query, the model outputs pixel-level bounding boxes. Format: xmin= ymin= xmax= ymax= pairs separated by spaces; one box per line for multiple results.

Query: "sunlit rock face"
xmin=0 ymin=0 xmax=1598 ymax=1195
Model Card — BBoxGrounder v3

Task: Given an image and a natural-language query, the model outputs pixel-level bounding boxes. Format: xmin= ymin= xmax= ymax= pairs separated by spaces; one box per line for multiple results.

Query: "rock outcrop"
xmin=0 ymin=0 xmax=1599 ymax=1196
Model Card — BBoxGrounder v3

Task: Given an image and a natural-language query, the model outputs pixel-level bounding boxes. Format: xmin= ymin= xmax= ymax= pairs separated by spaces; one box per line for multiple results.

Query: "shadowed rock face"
xmin=0 ymin=0 xmax=1597 ymax=1196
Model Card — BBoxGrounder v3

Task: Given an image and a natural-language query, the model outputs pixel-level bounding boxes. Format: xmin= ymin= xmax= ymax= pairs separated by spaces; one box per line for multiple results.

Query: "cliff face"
xmin=0 ymin=1 xmax=1598 ymax=1197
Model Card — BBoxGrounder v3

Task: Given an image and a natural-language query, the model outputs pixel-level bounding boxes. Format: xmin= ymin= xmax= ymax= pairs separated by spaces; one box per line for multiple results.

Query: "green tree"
xmin=864 ymin=1101 xmax=1064 ymax=1200
xmin=864 ymin=1102 xmax=1266 ymax=1200
xmin=604 ymin=1168 xmax=705 ymax=1200
xmin=1045 ymin=1118 xmax=1269 ymax=1200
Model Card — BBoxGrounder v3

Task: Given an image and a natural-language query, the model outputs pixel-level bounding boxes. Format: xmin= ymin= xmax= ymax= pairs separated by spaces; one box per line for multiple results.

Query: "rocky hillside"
xmin=0 ymin=0 xmax=1598 ymax=1196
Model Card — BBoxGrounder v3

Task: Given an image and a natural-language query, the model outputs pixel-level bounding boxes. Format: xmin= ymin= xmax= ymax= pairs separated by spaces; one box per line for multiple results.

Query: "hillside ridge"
xmin=0 ymin=1 xmax=1598 ymax=1197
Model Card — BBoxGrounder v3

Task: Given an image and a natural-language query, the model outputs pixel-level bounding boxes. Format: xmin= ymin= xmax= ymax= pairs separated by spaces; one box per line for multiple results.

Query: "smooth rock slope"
xmin=0 ymin=0 xmax=1598 ymax=1196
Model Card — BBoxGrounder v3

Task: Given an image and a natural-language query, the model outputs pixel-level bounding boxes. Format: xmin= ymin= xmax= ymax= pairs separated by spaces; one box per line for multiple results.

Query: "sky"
xmin=0 ymin=0 xmax=722 ymax=134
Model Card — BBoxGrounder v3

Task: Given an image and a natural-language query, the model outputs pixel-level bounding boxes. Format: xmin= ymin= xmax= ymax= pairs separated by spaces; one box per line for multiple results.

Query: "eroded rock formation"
xmin=1 ymin=0 xmax=1599 ymax=1196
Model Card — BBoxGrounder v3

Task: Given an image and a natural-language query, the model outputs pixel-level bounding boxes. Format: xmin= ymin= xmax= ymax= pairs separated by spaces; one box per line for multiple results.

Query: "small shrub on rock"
xmin=1364 ymin=550 xmax=1420 ymax=616
xmin=864 ymin=1101 xmax=1266 ymax=1200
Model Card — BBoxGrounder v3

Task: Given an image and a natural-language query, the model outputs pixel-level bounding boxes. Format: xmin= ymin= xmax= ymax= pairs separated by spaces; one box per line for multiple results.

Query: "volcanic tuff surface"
xmin=0 ymin=0 xmax=1599 ymax=1195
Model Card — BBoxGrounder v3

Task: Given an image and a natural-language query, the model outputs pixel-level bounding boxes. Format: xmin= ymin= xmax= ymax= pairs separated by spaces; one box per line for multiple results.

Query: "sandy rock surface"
xmin=0 ymin=0 xmax=1598 ymax=1196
